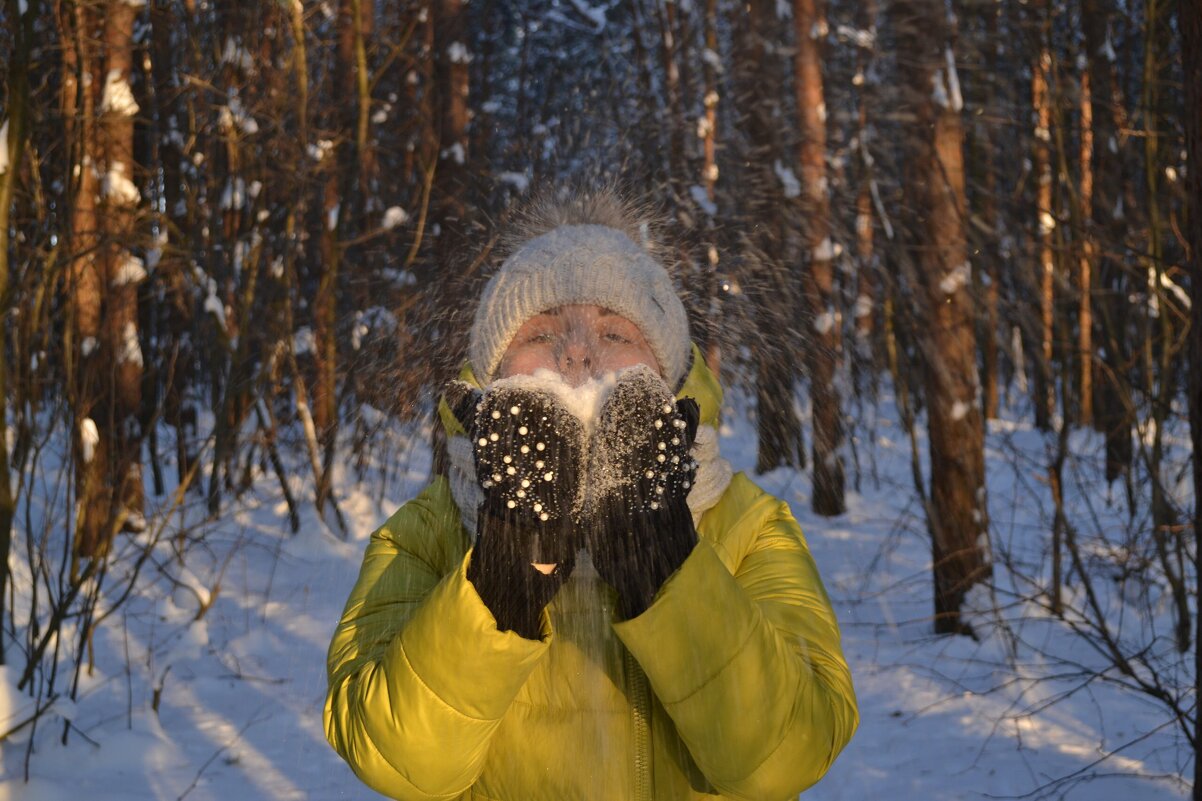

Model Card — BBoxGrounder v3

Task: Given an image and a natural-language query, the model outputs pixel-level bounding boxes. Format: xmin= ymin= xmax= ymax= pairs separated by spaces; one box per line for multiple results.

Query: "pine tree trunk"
xmin=432 ymin=0 xmax=470 ymax=367
xmin=150 ymin=0 xmax=198 ymax=489
xmin=1031 ymin=9 xmax=1055 ymax=430
xmin=794 ymin=0 xmax=845 ymax=516
xmin=1081 ymin=0 xmax=1133 ymax=483
xmin=967 ymin=0 xmax=1001 ymax=420
xmin=893 ymin=0 xmax=992 ymax=634
xmin=741 ymin=0 xmax=805 ymax=474
xmin=310 ymin=0 xmax=363 ymax=511
xmin=1077 ymin=65 xmax=1095 ymax=427
xmin=1180 ymin=0 xmax=1202 ymax=791
xmin=0 ymin=0 xmax=33 ymax=663
xmin=657 ymin=0 xmax=685 ymax=188
xmin=65 ymin=3 xmax=110 ymax=559
xmin=700 ymin=0 xmax=722 ymax=377
xmin=100 ymin=0 xmax=145 ymax=535
xmin=852 ymin=0 xmax=879 ymax=377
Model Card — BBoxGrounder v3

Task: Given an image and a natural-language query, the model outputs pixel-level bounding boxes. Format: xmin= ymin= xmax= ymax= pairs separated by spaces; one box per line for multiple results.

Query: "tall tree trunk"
xmin=700 ymin=0 xmax=722 ymax=377
xmin=965 ymin=0 xmax=1001 ymax=420
xmin=794 ymin=0 xmax=845 ymax=516
xmin=1077 ymin=64 xmax=1095 ymax=426
xmin=100 ymin=0 xmax=145 ymax=535
xmin=657 ymin=0 xmax=686 ymax=189
xmin=150 ymin=0 xmax=198 ymax=490
xmin=740 ymin=0 xmax=805 ymax=474
xmin=65 ymin=3 xmax=110 ymax=559
xmin=1081 ymin=0 xmax=1133 ymax=484
xmin=431 ymin=0 xmax=470 ymax=369
xmin=0 ymin=0 xmax=33 ymax=663
xmin=893 ymin=0 xmax=992 ymax=634
xmin=852 ymin=0 xmax=880 ymax=381
xmin=1180 ymin=0 xmax=1202 ymax=792
xmin=310 ymin=0 xmax=363 ymax=511
xmin=1031 ymin=7 xmax=1055 ymax=430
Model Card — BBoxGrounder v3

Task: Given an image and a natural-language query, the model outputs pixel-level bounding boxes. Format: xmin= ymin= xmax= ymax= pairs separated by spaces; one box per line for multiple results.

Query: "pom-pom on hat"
xmin=468 ymin=196 xmax=691 ymax=388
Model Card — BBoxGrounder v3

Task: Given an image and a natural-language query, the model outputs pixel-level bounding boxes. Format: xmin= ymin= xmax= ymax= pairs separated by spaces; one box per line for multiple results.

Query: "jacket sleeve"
xmin=324 ymin=480 xmax=550 ymax=801
xmin=613 ymin=474 xmax=858 ymax=800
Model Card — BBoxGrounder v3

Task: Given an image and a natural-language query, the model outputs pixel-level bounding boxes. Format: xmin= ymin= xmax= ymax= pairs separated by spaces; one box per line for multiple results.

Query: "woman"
xmin=324 ymin=192 xmax=858 ymax=800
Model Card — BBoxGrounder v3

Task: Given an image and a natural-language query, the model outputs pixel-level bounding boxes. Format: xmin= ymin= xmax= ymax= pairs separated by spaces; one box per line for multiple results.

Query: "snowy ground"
xmin=0 ymin=393 xmax=1192 ymax=800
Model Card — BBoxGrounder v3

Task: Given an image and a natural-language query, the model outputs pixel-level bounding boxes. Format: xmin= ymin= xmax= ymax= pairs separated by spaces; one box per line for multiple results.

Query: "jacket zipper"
xmin=625 ymin=648 xmax=652 ymax=801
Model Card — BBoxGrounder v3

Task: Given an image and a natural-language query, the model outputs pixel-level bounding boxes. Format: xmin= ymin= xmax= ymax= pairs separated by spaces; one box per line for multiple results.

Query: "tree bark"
xmin=967 ymin=0 xmax=1001 ymax=420
xmin=430 ymin=0 xmax=470 ymax=368
xmin=739 ymin=0 xmax=805 ymax=474
xmin=100 ymin=0 xmax=145 ymax=536
xmin=1179 ymin=0 xmax=1202 ymax=791
xmin=1081 ymin=0 xmax=1133 ymax=483
xmin=64 ymin=2 xmax=110 ymax=559
xmin=794 ymin=0 xmax=845 ymax=516
xmin=149 ymin=0 xmax=198 ymax=489
xmin=1077 ymin=65 xmax=1094 ymax=426
xmin=700 ymin=0 xmax=721 ymax=377
xmin=893 ymin=0 xmax=992 ymax=634
xmin=0 ymin=0 xmax=34 ymax=662
xmin=852 ymin=0 xmax=880 ymax=387
xmin=1031 ymin=8 xmax=1055 ymax=430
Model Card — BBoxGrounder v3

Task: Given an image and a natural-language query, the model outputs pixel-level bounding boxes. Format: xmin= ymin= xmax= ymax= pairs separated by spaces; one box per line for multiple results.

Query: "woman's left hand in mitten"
xmin=444 ymin=381 xmax=585 ymax=638
xmin=587 ymin=367 xmax=701 ymax=619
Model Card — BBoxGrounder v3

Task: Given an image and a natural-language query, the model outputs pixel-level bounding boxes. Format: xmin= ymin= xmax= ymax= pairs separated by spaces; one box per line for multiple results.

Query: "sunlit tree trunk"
xmin=100 ymin=0 xmax=145 ymax=534
xmin=794 ymin=0 xmax=845 ymax=515
xmin=894 ymin=0 xmax=992 ymax=634
xmin=1031 ymin=5 xmax=1055 ymax=430
xmin=1077 ymin=63 xmax=1094 ymax=426
xmin=63 ymin=3 xmax=110 ymax=559
xmin=0 ymin=0 xmax=34 ymax=662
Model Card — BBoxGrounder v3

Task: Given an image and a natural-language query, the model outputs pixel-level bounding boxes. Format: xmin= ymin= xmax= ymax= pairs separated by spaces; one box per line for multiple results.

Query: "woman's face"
xmin=497 ymin=304 xmax=661 ymax=386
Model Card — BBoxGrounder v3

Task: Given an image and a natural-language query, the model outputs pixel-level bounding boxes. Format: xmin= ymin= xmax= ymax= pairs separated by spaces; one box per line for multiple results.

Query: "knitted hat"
xmin=469 ymin=223 xmax=691 ymax=388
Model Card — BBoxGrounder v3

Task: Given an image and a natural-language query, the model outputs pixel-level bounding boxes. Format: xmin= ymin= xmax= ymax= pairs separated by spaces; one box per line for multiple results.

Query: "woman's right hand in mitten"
xmin=586 ymin=367 xmax=701 ymax=619
xmin=445 ymin=381 xmax=585 ymax=639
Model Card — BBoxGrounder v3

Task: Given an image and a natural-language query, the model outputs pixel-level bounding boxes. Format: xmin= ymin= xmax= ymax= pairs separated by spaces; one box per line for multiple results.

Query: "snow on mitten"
xmin=445 ymin=381 xmax=585 ymax=638
xmin=586 ymin=367 xmax=701 ymax=619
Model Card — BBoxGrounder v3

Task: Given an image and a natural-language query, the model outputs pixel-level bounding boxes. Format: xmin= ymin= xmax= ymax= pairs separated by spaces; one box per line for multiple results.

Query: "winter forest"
xmin=0 ymin=0 xmax=1200 ymax=798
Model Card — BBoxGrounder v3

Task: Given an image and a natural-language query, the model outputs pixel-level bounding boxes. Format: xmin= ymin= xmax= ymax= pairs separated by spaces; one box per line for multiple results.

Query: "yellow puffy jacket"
xmin=325 ymin=356 xmax=858 ymax=800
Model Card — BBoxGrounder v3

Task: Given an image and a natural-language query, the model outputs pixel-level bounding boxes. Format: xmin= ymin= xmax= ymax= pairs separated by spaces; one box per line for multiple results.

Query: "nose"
xmin=557 ymin=336 xmax=594 ymax=386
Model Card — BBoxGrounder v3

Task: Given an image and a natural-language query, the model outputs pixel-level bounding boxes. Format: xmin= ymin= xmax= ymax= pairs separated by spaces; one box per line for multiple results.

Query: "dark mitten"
xmin=445 ymin=381 xmax=585 ymax=638
xmin=587 ymin=368 xmax=701 ymax=619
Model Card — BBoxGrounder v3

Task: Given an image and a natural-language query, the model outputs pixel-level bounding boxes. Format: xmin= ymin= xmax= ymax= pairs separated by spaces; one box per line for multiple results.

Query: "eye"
xmin=523 ymin=332 xmax=555 ymax=345
xmin=603 ymin=332 xmax=632 ymax=345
